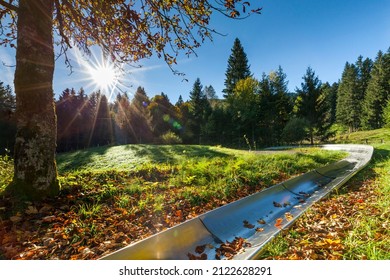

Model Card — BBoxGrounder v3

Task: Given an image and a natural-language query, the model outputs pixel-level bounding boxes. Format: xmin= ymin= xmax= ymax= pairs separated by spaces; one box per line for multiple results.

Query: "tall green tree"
xmin=188 ymin=78 xmax=211 ymax=144
xmin=356 ymin=55 xmax=373 ymax=100
xmin=228 ymin=77 xmax=259 ymax=147
xmin=257 ymin=73 xmax=275 ymax=146
xmin=223 ymin=38 xmax=252 ymax=98
xmin=112 ymin=93 xmax=132 ymax=145
xmin=90 ymin=93 xmax=113 ymax=147
xmin=295 ymin=67 xmax=329 ymax=144
xmin=269 ymin=66 xmax=292 ymax=143
xmin=149 ymin=93 xmax=180 ymax=140
xmin=321 ymin=82 xmax=338 ymax=126
xmin=129 ymin=87 xmax=153 ymax=143
xmin=336 ymin=62 xmax=360 ymax=132
xmin=0 ymin=0 xmax=260 ymax=199
xmin=0 ymin=81 xmax=16 ymax=154
xmin=361 ymin=50 xmax=390 ymax=129
xmin=204 ymin=85 xmax=218 ymax=100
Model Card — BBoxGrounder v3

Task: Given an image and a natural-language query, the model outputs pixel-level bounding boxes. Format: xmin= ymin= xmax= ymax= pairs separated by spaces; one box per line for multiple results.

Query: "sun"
xmin=87 ymin=61 xmax=119 ymax=92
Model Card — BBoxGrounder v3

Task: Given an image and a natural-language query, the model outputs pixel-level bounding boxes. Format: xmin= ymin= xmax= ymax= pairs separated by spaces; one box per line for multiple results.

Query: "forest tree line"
xmin=1 ymin=38 xmax=390 ymax=154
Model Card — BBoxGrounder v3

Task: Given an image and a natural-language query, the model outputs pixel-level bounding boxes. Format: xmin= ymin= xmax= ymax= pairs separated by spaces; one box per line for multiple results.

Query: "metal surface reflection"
xmin=101 ymin=144 xmax=373 ymax=260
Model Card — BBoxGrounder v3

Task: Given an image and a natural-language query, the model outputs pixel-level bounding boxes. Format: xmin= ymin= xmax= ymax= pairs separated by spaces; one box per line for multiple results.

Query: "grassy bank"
xmin=0 ymin=144 xmax=344 ymax=259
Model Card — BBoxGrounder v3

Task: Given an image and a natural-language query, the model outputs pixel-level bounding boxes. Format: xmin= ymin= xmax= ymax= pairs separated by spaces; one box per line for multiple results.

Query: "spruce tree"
xmin=0 ymin=82 xmax=16 ymax=154
xmin=188 ymin=78 xmax=211 ymax=144
xmin=223 ymin=38 xmax=252 ymax=98
xmin=129 ymin=87 xmax=153 ymax=143
xmin=295 ymin=67 xmax=328 ymax=144
xmin=336 ymin=62 xmax=360 ymax=132
xmin=356 ymin=55 xmax=373 ymax=101
xmin=204 ymin=85 xmax=218 ymax=100
xmin=269 ymin=66 xmax=292 ymax=142
xmin=176 ymin=95 xmax=184 ymax=106
xmin=258 ymin=73 xmax=275 ymax=146
xmin=361 ymin=50 xmax=390 ymax=129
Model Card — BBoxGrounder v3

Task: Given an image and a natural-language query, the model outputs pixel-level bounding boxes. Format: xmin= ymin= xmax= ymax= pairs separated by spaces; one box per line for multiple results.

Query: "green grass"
xmin=341 ymin=142 xmax=390 ymax=259
xmin=331 ymin=127 xmax=390 ymax=144
xmin=2 ymin=144 xmax=346 ymax=215
xmin=0 ymin=144 xmax=348 ymax=259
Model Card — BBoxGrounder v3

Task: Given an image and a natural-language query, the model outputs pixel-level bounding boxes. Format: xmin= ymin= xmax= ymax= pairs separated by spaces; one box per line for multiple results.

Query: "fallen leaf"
xmin=273 ymin=201 xmax=282 ymax=208
xmin=195 ymin=244 xmax=206 ymax=254
xmin=285 ymin=212 xmax=293 ymax=221
xmin=243 ymin=220 xmax=255 ymax=229
xmin=274 ymin=218 xmax=283 ymax=228
xmin=25 ymin=206 xmax=38 ymax=215
xmin=10 ymin=216 xmax=22 ymax=223
xmin=42 ymin=215 xmax=56 ymax=223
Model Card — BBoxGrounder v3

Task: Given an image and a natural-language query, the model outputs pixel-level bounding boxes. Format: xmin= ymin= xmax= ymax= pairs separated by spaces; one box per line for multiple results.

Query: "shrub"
xmin=158 ymin=131 xmax=183 ymax=145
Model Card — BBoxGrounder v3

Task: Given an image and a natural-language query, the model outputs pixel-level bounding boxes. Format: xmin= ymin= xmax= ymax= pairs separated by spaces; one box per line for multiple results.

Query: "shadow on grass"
xmin=130 ymin=144 xmax=230 ymax=163
xmin=56 ymin=145 xmax=113 ymax=172
xmin=57 ymin=144 xmax=230 ymax=172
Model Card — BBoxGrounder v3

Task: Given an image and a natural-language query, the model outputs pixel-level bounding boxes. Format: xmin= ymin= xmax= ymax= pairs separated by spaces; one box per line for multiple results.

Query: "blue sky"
xmin=1 ymin=0 xmax=390 ymax=103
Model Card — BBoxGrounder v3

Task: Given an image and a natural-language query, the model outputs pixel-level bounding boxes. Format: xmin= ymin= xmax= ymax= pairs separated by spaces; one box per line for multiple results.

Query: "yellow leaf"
xmin=299 ymin=239 xmax=311 ymax=245
xmin=285 ymin=212 xmax=293 ymax=221
xmin=325 ymin=238 xmax=341 ymax=245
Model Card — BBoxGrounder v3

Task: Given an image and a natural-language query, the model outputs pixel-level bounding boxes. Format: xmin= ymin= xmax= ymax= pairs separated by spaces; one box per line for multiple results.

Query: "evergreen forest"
xmin=1 ymin=38 xmax=390 ymax=154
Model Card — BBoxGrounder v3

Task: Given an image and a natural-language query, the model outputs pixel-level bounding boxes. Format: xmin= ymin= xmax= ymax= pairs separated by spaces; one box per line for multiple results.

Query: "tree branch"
xmin=0 ymin=0 xmax=18 ymax=12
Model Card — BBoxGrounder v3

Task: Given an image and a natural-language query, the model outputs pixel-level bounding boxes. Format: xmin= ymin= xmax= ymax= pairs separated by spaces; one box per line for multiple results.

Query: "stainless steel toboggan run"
xmin=101 ymin=144 xmax=374 ymax=260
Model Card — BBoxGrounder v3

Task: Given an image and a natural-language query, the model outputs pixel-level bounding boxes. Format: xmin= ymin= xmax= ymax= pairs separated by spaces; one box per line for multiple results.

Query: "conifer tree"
xmin=336 ymin=62 xmax=360 ymax=132
xmin=269 ymin=66 xmax=292 ymax=143
xmin=223 ymin=38 xmax=252 ymax=98
xmin=176 ymin=95 xmax=184 ymax=107
xmin=129 ymin=87 xmax=153 ymax=143
xmin=258 ymin=72 xmax=275 ymax=146
xmin=0 ymin=81 xmax=16 ymax=153
xmin=295 ymin=67 xmax=328 ymax=144
xmin=356 ymin=55 xmax=373 ymax=101
xmin=188 ymin=78 xmax=210 ymax=144
xmin=361 ymin=50 xmax=390 ymax=129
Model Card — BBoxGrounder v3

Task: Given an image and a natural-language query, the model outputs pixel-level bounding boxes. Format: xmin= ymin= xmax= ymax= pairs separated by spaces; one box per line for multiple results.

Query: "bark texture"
xmin=11 ymin=0 xmax=59 ymax=199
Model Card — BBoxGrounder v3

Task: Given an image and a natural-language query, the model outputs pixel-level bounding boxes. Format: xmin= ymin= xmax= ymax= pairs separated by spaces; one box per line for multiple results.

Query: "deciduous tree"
xmin=0 ymin=0 xmax=261 ymax=199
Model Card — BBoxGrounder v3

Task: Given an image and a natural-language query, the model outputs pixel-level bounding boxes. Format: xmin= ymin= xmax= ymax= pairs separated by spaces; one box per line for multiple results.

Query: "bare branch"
xmin=0 ymin=0 xmax=18 ymax=12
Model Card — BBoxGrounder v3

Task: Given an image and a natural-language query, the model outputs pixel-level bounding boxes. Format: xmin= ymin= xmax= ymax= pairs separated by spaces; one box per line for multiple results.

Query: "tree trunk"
xmin=11 ymin=0 xmax=59 ymax=199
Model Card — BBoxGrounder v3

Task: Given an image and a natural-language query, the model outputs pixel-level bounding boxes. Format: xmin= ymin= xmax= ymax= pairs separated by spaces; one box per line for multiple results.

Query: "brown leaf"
xmin=195 ymin=244 xmax=206 ymax=254
xmin=243 ymin=220 xmax=255 ymax=229
xmin=10 ymin=216 xmax=22 ymax=223
xmin=273 ymin=201 xmax=282 ymax=208
xmin=25 ymin=206 xmax=38 ymax=215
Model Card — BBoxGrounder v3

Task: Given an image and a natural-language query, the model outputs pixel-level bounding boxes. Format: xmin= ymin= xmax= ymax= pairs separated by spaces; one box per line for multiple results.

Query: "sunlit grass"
xmin=0 ymin=143 xmax=348 ymax=260
xmin=342 ymin=143 xmax=390 ymax=259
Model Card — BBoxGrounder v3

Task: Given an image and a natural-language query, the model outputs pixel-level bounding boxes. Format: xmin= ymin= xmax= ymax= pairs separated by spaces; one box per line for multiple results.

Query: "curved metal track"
xmin=101 ymin=144 xmax=373 ymax=260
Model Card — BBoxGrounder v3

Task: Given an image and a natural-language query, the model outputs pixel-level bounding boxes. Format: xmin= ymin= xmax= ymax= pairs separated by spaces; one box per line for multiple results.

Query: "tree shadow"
xmin=56 ymin=144 xmax=113 ymax=173
xmin=56 ymin=144 xmax=231 ymax=173
xmin=131 ymin=144 xmax=230 ymax=163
